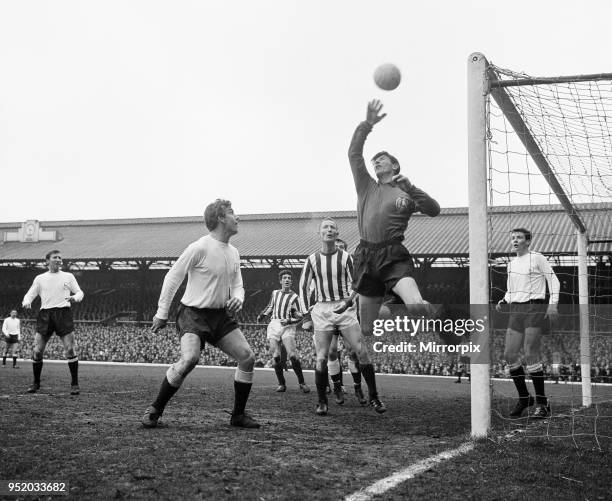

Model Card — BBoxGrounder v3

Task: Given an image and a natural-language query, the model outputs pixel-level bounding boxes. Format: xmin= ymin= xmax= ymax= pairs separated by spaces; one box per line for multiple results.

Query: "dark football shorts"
xmin=37 ymin=307 xmax=75 ymax=338
xmin=176 ymin=303 xmax=239 ymax=347
xmin=507 ymin=300 xmax=547 ymax=333
xmin=352 ymin=239 xmax=415 ymax=297
xmin=7 ymin=334 xmax=19 ymax=344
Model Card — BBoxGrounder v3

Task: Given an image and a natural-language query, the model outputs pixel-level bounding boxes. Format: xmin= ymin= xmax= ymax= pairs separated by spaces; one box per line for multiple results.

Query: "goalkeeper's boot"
xmin=275 ymin=384 xmax=287 ymax=393
xmin=509 ymin=395 xmax=535 ymax=418
xmin=70 ymin=385 xmax=80 ymax=395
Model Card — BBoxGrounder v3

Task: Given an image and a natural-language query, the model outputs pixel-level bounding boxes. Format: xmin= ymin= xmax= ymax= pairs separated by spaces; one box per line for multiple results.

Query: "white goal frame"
xmin=467 ymin=53 xmax=605 ymax=438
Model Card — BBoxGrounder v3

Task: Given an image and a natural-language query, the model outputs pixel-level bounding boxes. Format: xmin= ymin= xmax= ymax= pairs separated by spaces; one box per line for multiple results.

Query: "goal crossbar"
xmin=491 ymin=72 xmax=612 ymax=88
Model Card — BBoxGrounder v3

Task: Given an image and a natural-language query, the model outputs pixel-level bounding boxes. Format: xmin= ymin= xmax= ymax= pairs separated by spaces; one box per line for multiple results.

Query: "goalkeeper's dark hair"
xmin=372 ymin=151 xmax=400 ymax=173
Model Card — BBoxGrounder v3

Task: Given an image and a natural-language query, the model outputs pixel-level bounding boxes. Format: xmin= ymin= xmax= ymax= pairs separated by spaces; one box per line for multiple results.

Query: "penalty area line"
xmin=344 ymin=442 xmax=474 ymax=501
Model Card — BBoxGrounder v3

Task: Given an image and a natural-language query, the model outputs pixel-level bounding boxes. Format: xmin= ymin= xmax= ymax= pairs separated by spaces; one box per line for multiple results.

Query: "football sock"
xmin=273 ymin=356 xmax=286 ymax=385
xmin=33 ymin=360 xmax=43 ymax=385
xmin=527 ymin=363 xmax=547 ymax=404
xmin=360 ymin=363 xmax=378 ymax=400
xmin=348 ymin=360 xmax=362 ymax=385
xmin=315 ymin=368 xmax=328 ymax=402
xmin=329 ymin=358 xmax=341 ymax=384
xmin=509 ymin=364 xmax=529 ymax=398
xmin=233 ymin=381 xmax=252 ymax=416
xmin=2 ymin=356 xmax=6 ymax=365
xmin=67 ymin=357 xmax=79 ymax=386
xmin=152 ymin=377 xmax=179 ymax=414
xmin=13 ymin=357 xmax=17 ymax=367
xmin=290 ymin=356 xmax=305 ymax=385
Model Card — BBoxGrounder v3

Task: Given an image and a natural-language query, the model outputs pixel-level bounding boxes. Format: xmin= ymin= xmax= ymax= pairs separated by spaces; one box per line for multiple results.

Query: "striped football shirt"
xmin=299 ymin=249 xmax=353 ymax=311
xmin=265 ymin=290 xmax=300 ymax=320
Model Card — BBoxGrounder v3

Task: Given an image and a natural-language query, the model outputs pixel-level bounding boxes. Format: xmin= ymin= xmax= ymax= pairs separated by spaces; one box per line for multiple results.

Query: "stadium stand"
xmin=1 ymin=207 xmax=610 ymax=380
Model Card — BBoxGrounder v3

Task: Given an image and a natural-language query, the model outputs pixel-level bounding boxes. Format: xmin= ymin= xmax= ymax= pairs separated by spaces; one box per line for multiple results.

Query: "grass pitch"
xmin=1 ymin=362 xmax=611 ymax=500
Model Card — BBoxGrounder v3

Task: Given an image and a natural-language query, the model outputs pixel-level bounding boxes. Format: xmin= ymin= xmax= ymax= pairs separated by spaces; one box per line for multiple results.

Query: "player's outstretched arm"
xmin=348 ymin=100 xmax=386 ymax=193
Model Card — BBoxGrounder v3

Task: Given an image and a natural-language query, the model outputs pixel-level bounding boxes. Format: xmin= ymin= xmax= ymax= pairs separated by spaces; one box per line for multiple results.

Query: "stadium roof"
xmin=0 ymin=204 xmax=610 ymax=263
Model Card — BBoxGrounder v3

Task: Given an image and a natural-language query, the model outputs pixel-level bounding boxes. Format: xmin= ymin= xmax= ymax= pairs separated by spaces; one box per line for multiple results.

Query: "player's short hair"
xmin=204 ymin=199 xmax=233 ymax=231
xmin=320 ymin=217 xmax=338 ymax=230
xmin=511 ymin=228 xmax=532 ymax=241
xmin=10 ymin=309 xmax=17 ymax=314
xmin=45 ymin=249 xmax=61 ymax=260
xmin=335 ymin=238 xmax=347 ymax=251
xmin=372 ymin=151 xmax=400 ymax=173
xmin=278 ymin=269 xmax=293 ymax=281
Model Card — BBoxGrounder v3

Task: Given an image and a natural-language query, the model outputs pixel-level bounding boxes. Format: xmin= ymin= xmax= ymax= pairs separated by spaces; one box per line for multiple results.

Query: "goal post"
xmin=467 ymin=53 xmax=611 ymax=438
xmin=467 ymin=53 xmax=491 ymax=439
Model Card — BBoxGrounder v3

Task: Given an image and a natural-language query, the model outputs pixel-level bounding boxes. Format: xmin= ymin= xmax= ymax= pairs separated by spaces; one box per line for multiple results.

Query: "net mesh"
xmin=485 ymin=63 xmax=612 ymax=449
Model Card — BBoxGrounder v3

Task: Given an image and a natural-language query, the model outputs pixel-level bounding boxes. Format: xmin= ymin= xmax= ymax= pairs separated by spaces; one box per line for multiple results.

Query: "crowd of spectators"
xmin=4 ymin=320 xmax=610 ymax=383
xmin=1 ymin=266 xmax=609 ymax=381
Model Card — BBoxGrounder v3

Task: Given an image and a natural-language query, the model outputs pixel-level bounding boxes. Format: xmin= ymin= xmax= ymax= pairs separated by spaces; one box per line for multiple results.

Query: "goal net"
xmin=468 ymin=53 xmax=612 ymax=447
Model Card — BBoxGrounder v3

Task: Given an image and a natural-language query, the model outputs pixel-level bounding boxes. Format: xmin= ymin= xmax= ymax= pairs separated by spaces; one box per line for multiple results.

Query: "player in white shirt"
xmin=2 ymin=310 xmax=21 ymax=368
xmin=299 ymin=218 xmax=385 ymax=416
xmin=22 ymin=250 xmax=84 ymax=394
xmin=142 ymin=200 xmax=260 ymax=429
xmin=257 ymin=270 xmax=310 ymax=393
xmin=496 ymin=228 xmax=560 ymax=419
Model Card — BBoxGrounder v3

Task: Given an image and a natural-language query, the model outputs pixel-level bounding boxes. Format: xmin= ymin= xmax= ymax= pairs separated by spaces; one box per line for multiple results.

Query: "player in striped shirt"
xmin=496 ymin=228 xmax=560 ymax=419
xmin=299 ymin=218 xmax=385 ymax=416
xmin=257 ymin=270 xmax=310 ymax=393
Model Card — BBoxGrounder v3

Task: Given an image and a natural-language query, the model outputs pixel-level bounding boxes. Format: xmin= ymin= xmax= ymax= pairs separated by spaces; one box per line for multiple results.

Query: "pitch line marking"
xmin=344 ymin=442 xmax=474 ymax=501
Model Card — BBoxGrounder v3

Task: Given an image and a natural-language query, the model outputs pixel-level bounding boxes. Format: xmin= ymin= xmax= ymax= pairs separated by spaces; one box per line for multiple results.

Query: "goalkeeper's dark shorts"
xmin=176 ymin=303 xmax=238 ymax=347
xmin=352 ymin=239 xmax=415 ymax=297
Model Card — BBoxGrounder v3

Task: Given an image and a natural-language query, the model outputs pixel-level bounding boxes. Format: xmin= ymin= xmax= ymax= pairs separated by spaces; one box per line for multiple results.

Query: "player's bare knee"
xmin=356 ymin=346 xmax=370 ymax=365
xmin=237 ymin=349 xmax=255 ymax=370
xmin=178 ymin=354 xmax=199 ymax=372
xmin=360 ymin=322 xmax=374 ymax=337
xmin=524 ymin=346 xmax=539 ymax=361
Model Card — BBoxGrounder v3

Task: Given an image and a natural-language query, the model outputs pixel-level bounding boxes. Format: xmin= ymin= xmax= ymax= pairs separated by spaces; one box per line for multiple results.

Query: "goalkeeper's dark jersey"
xmin=348 ymin=121 xmax=440 ymax=243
